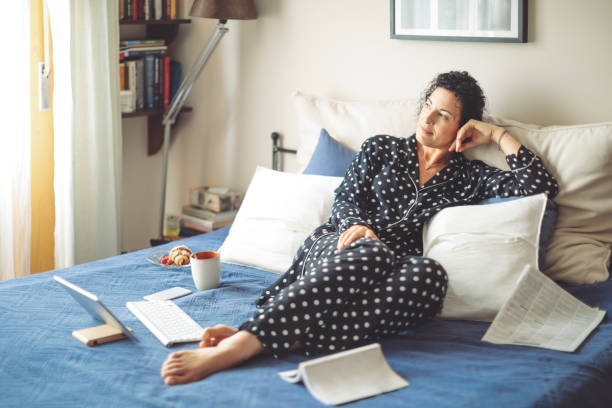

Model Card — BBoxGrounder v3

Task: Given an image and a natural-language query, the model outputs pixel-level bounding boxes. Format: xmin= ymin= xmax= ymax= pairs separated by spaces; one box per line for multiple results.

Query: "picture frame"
xmin=390 ymin=0 xmax=527 ymax=43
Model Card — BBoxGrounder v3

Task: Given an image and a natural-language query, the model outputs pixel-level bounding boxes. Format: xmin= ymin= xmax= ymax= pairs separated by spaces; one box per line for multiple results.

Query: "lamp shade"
xmin=190 ymin=0 xmax=257 ymax=20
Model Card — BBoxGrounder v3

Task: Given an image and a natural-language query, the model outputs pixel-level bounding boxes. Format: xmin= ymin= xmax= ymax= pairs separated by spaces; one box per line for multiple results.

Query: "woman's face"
xmin=416 ymin=87 xmax=462 ymax=149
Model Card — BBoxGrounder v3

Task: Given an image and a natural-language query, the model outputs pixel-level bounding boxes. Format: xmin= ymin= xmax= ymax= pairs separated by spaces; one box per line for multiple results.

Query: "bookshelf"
xmin=119 ymin=18 xmax=191 ymax=155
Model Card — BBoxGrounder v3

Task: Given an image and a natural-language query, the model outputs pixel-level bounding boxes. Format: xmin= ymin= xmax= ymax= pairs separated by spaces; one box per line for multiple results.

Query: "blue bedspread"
xmin=1 ymin=227 xmax=611 ymax=407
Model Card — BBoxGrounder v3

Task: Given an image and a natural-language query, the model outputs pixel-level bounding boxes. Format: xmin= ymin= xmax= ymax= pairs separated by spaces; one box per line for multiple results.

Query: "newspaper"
xmin=482 ymin=265 xmax=606 ymax=352
xmin=278 ymin=343 xmax=409 ymax=406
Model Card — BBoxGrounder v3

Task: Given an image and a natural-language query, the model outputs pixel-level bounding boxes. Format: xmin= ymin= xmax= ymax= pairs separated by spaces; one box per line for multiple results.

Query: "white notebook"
xmin=278 ymin=343 xmax=409 ymax=406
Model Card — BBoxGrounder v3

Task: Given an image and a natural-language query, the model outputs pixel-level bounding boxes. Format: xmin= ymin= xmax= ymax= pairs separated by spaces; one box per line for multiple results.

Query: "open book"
xmin=482 ymin=265 xmax=606 ymax=352
xmin=278 ymin=343 xmax=409 ymax=406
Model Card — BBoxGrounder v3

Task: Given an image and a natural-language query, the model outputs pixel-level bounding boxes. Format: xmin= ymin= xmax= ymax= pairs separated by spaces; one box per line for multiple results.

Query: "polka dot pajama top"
xmin=240 ymin=134 xmax=559 ymax=357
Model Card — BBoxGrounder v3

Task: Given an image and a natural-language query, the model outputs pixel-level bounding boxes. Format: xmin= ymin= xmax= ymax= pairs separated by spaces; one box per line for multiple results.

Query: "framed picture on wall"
xmin=390 ymin=0 xmax=527 ymax=43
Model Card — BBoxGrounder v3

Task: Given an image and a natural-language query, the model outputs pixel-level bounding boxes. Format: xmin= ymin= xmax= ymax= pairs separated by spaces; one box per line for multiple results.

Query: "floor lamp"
xmin=158 ymin=0 xmax=257 ymax=239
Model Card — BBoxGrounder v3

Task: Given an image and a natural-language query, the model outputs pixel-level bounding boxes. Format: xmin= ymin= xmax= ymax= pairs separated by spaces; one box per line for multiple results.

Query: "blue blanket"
xmin=1 ymin=227 xmax=611 ymax=407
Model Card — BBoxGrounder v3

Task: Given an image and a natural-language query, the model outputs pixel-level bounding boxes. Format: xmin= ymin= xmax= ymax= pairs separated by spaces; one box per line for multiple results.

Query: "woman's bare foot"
xmin=199 ymin=324 xmax=238 ymax=348
xmin=161 ymin=330 xmax=263 ymax=386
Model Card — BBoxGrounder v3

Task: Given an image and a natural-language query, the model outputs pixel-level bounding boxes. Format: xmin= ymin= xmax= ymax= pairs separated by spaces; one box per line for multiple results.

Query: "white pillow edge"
xmin=425 ymin=194 xmax=548 ymax=322
xmin=484 ymin=114 xmax=612 ymax=133
xmin=293 ymin=90 xmax=419 ymax=108
xmin=423 ymin=194 xmax=548 ymax=270
xmin=218 ymin=166 xmax=342 ymax=274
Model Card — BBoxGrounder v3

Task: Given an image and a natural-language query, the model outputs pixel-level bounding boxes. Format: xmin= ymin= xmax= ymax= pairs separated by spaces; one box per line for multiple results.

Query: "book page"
xmin=278 ymin=343 xmax=409 ymax=405
xmin=482 ymin=265 xmax=606 ymax=352
xmin=277 ymin=369 xmax=301 ymax=384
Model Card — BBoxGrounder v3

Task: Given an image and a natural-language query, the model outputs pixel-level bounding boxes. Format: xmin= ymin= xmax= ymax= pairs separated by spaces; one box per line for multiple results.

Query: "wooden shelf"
xmin=122 ymin=108 xmax=192 ymax=156
xmin=120 ymin=19 xmax=192 ymax=155
xmin=120 ymin=19 xmax=190 ymax=44
xmin=121 ymin=107 xmax=192 ymax=118
xmin=122 ymin=109 xmax=164 ymax=118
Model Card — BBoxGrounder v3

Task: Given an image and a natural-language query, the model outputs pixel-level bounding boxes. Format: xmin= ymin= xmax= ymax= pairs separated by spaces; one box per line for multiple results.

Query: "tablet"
xmin=54 ymin=275 xmax=138 ymax=342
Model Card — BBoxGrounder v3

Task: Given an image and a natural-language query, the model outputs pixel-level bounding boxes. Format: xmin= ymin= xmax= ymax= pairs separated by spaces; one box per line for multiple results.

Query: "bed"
xmin=1 ymin=226 xmax=612 ymax=407
xmin=2 ymin=93 xmax=611 ymax=407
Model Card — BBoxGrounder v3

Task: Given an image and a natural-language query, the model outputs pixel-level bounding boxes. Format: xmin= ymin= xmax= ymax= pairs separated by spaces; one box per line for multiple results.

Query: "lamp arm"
xmin=158 ymin=21 xmax=229 ymax=238
xmin=163 ymin=21 xmax=229 ymax=125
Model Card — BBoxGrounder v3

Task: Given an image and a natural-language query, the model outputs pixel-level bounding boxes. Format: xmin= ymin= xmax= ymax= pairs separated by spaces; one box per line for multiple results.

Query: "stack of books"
xmin=119 ymin=0 xmax=179 ymax=21
xmin=180 ymin=187 xmax=242 ymax=236
xmin=180 ymin=206 xmax=238 ymax=237
xmin=119 ymin=40 xmax=182 ymax=113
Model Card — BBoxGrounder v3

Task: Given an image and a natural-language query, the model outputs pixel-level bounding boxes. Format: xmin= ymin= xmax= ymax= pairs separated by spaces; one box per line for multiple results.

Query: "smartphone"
xmin=143 ymin=286 xmax=192 ymax=301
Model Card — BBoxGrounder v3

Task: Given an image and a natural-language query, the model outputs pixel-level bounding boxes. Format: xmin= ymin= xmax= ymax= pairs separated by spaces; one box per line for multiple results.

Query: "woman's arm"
xmin=451 ymin=119 xmax=520 ymax=155
xmin=330 ymin=137 xmax=379 ymax=236
xmin=451 ymin=119 xmax=559 ymax=199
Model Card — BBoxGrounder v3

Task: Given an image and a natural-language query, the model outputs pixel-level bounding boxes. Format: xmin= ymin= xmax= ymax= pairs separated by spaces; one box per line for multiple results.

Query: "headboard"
xmin=270 ymin=132 xmax=297 ymax=171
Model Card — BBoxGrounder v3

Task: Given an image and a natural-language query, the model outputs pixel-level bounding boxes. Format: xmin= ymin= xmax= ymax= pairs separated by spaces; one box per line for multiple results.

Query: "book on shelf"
xmin=126 ymin=60 xmax=136 ymax=93
xmin=120 ymin=39 xmax=165 ymax=47
xmin=158 ymin=56 xmax=165 ymax=109
xmin=181 ymin=214 xmax=234 ymax=233
xmin=119 ymin=63 xmax=126 ymax=90
xmin=170 ymin=0 xmax=177 ymax=19
xmin=182 ymin=205 xmax=238 ymax=223
xmin=153 ymin=55 xmax=160 ymax=108
xmin=120 ymin=89 xmax=136 ymax=113
xmin=119 ymin=0 xmax=179 ymax=22
xmin=144 ymin=55 xmax=155 ymax=109
xmin=163 ymin=56 xmax=170 ymax=108
xmin=120 ymin=45 xmax=167 ymax=51
xmin=135 ymin=58 xmax=145 ymax=110
xmin=169 ymin=60 xmax=181 ymax=102
xmin=120 ymin=46 xmax=167 ymax=59
xmin=119 ymin=45 xmax=180 ymax=113
xmin=155 ymin=0 xmax=163 ymax=20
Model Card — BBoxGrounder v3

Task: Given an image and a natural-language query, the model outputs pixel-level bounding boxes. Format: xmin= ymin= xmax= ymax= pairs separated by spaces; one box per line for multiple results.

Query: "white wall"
xmin=121 ymin=0 xmax=612 ymax=252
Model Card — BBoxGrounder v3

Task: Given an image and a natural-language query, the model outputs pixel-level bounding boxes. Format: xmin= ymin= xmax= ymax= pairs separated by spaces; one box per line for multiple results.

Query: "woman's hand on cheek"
xmin=450 ymin=119 xmax=504 ymax=152
xmin=337 ymin=225 xmax=378 ymax=251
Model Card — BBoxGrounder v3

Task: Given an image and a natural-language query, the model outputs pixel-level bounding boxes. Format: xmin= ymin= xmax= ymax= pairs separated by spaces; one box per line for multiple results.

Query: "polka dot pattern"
xmin=239 ymin=134 xmax=558 ymax=357
xmin=240 ymin=235 xmax=448 ymax=356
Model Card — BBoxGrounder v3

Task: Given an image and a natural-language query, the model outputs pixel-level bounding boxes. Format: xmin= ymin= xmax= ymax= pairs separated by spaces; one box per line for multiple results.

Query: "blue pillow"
xmin=303 ymin=128 xmax=357 ymax=177
xmin=478 ymin=196 xmax=559 ymax=271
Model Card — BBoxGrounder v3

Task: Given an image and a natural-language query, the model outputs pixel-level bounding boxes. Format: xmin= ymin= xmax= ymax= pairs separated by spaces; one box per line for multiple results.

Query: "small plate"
xmin=146 ymin=250 xmax=191 ymax=268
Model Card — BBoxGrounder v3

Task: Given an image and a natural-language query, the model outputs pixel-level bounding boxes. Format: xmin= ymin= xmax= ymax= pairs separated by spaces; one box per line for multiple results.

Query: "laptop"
xmin=54 ymin=275 xmax=138 ymax=344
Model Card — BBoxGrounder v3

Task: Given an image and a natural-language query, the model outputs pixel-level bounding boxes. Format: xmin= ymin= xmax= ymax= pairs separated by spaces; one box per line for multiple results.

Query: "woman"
xmin=160 ymin=71 xmax=558 ymax=385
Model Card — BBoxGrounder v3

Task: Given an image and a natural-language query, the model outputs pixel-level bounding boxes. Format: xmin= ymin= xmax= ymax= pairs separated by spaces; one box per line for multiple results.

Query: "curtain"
xmin=48 ymin=0 xmax=122 ymax=268
xmin=0 ymin=1 xmax=31 ymax=281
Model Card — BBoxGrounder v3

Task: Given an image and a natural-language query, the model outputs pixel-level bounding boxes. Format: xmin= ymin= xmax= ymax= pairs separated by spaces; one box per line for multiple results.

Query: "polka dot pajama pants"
xmin=239 ymin=233 xmax=448 ymax=357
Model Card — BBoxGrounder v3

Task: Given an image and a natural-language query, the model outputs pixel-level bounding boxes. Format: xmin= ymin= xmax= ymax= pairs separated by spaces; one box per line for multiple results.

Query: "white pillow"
xmin=465 ymin=116 xmax=612 ymax=284
xmin=423 ymin=194 xmax=548 ymax=322
xmin=294 ymin=91 xmax=417 ymax=168
xmin=219 ymin=166 xmax=342 ymax=274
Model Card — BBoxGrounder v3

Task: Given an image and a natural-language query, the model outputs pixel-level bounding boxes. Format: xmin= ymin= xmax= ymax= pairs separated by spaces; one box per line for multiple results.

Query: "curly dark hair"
xmin=417 ymin=71 xmax=486 ymax=127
